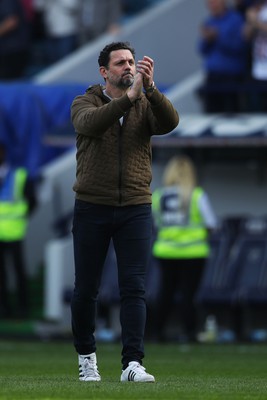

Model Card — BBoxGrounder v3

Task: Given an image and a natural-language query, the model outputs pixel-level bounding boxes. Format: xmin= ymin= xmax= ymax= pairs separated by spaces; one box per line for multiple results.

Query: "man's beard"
xmin=109 ymin=73 xmax=134 ymax=89
xmin=120 ymin=74 xmax=134 ymax=88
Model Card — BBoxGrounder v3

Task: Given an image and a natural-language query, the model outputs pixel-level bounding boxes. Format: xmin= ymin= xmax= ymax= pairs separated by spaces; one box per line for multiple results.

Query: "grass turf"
xmin=0 ymin=340 xmax=266 ymax=399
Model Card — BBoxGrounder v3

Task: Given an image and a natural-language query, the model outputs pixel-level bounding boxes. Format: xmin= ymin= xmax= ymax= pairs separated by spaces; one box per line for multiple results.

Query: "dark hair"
xmin=98 ymin=41 xmax=135 ymax=68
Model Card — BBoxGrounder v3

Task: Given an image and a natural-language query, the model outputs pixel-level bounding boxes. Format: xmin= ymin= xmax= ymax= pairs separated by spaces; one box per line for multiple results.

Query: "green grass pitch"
xmin=0 ymin=340 xmax=267 ymax=399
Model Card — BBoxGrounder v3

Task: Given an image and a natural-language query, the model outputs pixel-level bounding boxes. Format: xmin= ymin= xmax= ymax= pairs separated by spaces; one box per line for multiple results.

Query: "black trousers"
xmin=0 ymin=240 xmax=29 ymax=318
xmin=71 ymin=200 xmax=152 ymax=368
xmin=155 ymin=257 xmax=206 ymax=340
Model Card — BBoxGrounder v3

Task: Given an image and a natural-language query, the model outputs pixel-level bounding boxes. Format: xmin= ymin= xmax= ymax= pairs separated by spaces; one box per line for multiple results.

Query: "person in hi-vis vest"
xmin=0 ymin=141 xmax=37 ymax=319
xmin=152 ymin=154 xmax=217 ymax=342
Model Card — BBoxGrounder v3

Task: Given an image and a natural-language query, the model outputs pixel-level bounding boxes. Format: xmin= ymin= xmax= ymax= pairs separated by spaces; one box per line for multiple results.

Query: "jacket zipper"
xmin=118 ymin=122 xmax=123 ymax=205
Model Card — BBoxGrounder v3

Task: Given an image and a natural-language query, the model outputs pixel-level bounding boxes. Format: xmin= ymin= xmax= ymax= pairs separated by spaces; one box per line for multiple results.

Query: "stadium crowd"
xmin=2 ymin=0 xmax=267 ymax=114
xmin=0 ymin=0 xmax=162 ymax=80
xmin=197 ymin=0 xmax=267 ymax=113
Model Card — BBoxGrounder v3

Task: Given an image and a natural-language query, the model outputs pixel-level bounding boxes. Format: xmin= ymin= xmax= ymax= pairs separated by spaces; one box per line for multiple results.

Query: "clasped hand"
xmin=128 ymin=56 xmax=154 ymax=101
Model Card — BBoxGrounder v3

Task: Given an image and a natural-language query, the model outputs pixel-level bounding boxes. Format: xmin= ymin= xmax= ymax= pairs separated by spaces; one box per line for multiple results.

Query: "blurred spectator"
xmin=31 ymin=0 xmax=45 ymax=42
xmin=233 ymin=0 xmax=255 ymax=15
xmin=233 ymin=0 xmax=255 ymax=100
xmin=121 ymin=0 xmax=160 ymax=15
xmin=80 ymin=0 xmax=121 ymax=44
xmin=33 ymin=0 xmax=82 ymax=65
xmin=151 ymin=155 xmax=217 ymax=343
xmin=0 ymin=141 xmax=37 ymax=319
xmin=243 ymin=0 xmax=267 ymax=111
xmin=197 ymin=0 xmax=248 ymax=113
xmin=0 ymin=0 xmax=30 ymax=80
xmin=20 ymin=0 xmax=35 ymax=22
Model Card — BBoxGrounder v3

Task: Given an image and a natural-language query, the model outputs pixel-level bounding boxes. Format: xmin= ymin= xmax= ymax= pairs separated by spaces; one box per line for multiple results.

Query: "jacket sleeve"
xmin=71 ymin=93 xmax=133 ymax=137
xmin=146 ymin=89 xmax=179 ymax=136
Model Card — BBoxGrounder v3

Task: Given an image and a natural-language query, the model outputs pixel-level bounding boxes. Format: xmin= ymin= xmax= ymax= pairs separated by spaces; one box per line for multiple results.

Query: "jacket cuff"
xmin=146 ymin=88 xmax=163 ymax=105
xmin=115 ymin=94 xmax=134 ymax=112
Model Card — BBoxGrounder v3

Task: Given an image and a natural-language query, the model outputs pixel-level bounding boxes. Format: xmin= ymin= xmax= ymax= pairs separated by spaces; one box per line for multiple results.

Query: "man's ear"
xmin=99 ymin=66 xmax=107 ymax=79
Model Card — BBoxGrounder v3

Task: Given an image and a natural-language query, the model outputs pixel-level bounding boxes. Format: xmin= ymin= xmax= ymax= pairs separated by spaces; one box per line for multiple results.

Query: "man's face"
xmin=100 ymin=49 xmax=136 ymax=89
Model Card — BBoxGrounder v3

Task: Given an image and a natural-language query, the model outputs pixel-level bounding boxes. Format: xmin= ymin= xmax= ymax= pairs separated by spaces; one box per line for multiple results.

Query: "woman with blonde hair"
xmin=152 ymin=154 xmax=217 ymax=342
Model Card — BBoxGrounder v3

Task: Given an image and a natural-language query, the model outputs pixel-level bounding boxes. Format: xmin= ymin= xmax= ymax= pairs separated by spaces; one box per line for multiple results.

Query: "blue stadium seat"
xmin=196 ymin=216 xmax=267 ymax=305
xmin=230 ymin=217 xmax=267 ymax=305
xmin=195 ymin=217 xmax=240 ymax=306
xmin=196 ymin=216 xmax=267 ymax=340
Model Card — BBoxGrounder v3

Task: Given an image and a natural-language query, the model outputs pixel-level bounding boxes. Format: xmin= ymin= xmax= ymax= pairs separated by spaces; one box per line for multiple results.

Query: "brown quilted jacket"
xmin=71 ymin=84 xmax=179 ymax=206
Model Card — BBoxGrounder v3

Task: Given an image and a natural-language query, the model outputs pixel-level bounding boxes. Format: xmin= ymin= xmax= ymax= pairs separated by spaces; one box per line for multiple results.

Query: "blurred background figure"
xmin=243 ymin=0 xmax=267 ymax=111
xmin=233 ymin=0 xmax=255 ymax=15
xmin=20 ymin=0 xmax=35 ymax=23
xmin=80 ymin=0 xmax=121 ymax=44
xmin=0 ymin=0 xmax=30 ymax=80
xmin=197 ymin=0 xmax=247 ymax=113
xmin=121 ymin=0 xmax=156 ymax=15
xmin=33 ymin=0 xmax=82 ymax=65
xmin=0 ymin=141 xmax=37 ymax=319
xmin=151 ymin=155 xmax=217 ymax=343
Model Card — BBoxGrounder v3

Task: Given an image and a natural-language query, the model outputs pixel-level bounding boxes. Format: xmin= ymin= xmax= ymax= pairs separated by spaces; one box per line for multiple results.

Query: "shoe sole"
xmin=79 ymin=377 xmax=101 ymax=382
xmin=121 ymin=377 xmax=155 ymax=382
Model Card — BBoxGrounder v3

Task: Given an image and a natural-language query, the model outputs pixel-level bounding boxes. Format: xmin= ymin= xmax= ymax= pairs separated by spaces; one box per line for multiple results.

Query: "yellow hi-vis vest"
xmin=152 ymin=186 xmax=210 ymax=259
xmin=0 ymin=168 xmax=28 ymax=241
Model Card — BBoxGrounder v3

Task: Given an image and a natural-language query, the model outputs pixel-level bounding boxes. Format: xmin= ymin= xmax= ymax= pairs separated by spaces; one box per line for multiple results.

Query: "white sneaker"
xmin=120 ymin=361 xmax=155 ymax=382
xmin=78 ymin=353 xmax=101 ymax=381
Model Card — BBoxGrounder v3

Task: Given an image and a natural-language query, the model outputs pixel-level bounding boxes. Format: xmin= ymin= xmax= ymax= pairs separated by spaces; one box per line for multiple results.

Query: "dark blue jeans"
xmin=71 ymin=199 xmax=152 ymax=368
